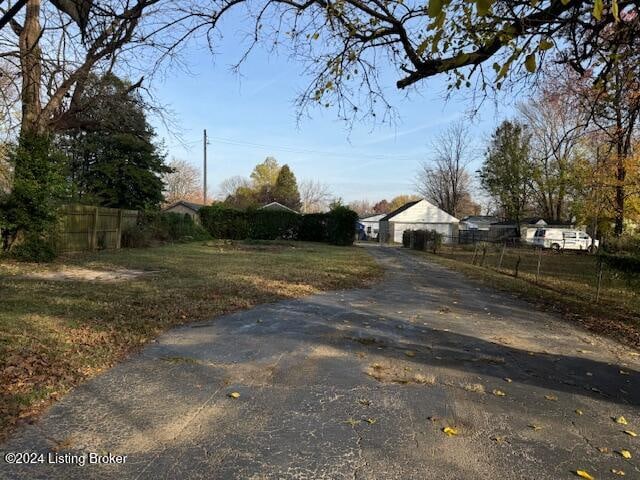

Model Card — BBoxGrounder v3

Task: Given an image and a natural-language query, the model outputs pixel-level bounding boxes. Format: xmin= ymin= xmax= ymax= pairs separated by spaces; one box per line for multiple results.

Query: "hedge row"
xmin=199 ymin=205 xmax=358 ymax=246
xmin=122 ymin=211 xmax=210 ymax=248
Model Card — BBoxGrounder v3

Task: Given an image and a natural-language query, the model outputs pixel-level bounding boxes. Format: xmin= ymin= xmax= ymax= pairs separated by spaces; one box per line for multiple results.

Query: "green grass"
xmin=414 ymin=244 xmax=640 ymax=346
xmin=0 ymin=240 xmax=382 ymax=440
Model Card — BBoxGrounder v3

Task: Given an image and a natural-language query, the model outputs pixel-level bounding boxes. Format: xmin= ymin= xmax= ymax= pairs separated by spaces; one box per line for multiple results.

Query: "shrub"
xmin=604 ymin=235 xmax=640 ymax=255
xmin=0 ymin=134 xmax=67 ymax=252
xmin=122 ymin=211 xmax=209 ymax=248
xmin=9 ymin=235 xmax=56 ymax=262
xmin=600 ymin=252 xmax=640 ymax=285
xmin=402 ymin=230 xmax=411 ymax=248
xmin=199 ymin=205 xmax=359 ymax=246
xmin=299 ymin=213 xmax=328 ymax=242
xmin=248 ymin=210 xmax=301 ymax=240
xmin=326 ymin=206 xmax=358 ymax=246
xmin=406 ymin=229 xmax=443 ymax=253
xmin=199 ymin=205 xmax=249 ymax=240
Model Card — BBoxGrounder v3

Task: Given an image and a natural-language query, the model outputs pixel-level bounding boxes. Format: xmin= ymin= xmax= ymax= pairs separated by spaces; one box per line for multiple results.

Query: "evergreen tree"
xmin=273 ymin=164 xmax=301 ymax=210
xmin=478 ymin=121 xmax=534 ymax=233
xmin=58 ymin=74 xmax=170 ymax=210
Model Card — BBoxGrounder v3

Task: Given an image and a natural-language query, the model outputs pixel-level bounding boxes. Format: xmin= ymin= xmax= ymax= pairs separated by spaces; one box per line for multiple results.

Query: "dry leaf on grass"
xmin=228 ymin=392 xmax=240 ymax=399
xmin=442 ymin=426 xmax=458 ymax=436
xmin=611 ymin=468 xmax=625 ymax=476
xmin=492 ymin=389 xmax=506 ymax=397
xmin=544 ymin=394 xmax=558 ymax=401
xmin=623 ymin=430 xmax=637 ymax=437
xmin=575 ymin=409 xmax=583 ymax=415
xmin=528 ymin=424 xmax=543 ymax=431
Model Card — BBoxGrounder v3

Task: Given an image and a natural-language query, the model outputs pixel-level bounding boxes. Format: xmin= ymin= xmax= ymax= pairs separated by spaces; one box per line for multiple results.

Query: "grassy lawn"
xmin=414 ymin=245 xmax=640 ymax=347
xmin=0 ymin=240 xmax=382 ymax=440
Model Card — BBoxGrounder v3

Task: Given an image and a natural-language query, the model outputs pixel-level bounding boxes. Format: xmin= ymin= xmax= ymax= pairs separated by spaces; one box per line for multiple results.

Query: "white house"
xmin=359 ymin=214 xmax=385 ymax=240
xmin=378 ymin=199 xmax=459 ymax=244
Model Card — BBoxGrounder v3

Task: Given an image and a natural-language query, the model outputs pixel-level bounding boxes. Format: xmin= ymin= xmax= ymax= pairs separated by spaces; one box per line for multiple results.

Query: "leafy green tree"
xmin=250 ymin=157 xmax=281 ymax=189
xmin=273 ymin=164 xmax=301 ymax=210
xmin=479 ymin=121 xmax=534 ymax=233
xmin=58 ymin=74 xmax=170 ymax=209
xmin=0 ymin=134 xmax=67 ymax=251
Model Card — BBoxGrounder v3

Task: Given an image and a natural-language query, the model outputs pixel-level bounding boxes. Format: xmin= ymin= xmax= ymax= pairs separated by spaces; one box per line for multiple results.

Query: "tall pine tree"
xmin=273 ymin=164 xmax=301 ymax=210
xmin=58 ymin=74 xmax=170 ymax=210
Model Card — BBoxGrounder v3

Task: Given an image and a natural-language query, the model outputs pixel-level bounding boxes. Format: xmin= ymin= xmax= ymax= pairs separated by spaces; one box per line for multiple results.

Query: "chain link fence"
xmin=403 ymin=230 xmax=639 ymax=317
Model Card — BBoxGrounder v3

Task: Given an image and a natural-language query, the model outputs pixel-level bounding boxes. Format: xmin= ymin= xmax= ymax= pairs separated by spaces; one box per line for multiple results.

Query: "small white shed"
xmin=359 ymin=214 xmax=385 ymax=240
xmin=378 ymin=199 xmax=459 ymax=244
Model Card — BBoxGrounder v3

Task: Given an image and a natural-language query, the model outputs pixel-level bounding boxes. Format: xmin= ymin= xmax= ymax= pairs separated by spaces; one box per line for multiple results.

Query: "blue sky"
xmin=150 ymin=19 xmax=515 ymax=203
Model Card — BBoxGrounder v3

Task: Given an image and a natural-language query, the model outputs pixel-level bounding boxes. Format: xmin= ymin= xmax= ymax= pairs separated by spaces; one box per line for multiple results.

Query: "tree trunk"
xmin=614 ymin=150 xmax=626 ymax=236
xmin=19 ymin=0 xmax=43 ymax=136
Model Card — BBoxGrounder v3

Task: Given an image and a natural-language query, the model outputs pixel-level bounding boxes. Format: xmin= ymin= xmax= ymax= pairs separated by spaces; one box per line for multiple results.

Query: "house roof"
xmin=461 ymin=215 xmax=502 ymax=224
xmin=380 ymin=200 xmax=422 ymax=222
xmin=360 ymin=214 xmax=386 ymax=222
xmin=258 ymin=201 xmax=299 ymax=214
xmin=163 ymin=200 xmax=205 ymax=212
xmin=381 ymin=199 xmax=459 ymax=223
xmin=490 ymin=218 xmax=574 ymax=227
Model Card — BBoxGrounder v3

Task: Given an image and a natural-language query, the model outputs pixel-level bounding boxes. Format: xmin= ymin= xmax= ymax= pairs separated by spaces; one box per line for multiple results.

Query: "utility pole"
xmin=203 ymin=129 xmax=208 ymax=205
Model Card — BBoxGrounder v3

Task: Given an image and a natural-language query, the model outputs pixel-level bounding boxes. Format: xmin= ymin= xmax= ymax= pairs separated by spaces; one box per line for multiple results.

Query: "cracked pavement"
xmin=2 ymin=244 xmax=640 ymax=479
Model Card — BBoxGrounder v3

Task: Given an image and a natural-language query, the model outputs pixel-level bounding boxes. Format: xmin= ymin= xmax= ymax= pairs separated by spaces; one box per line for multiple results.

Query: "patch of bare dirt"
xmin=20 ymin=266 xmax=153 ymax=283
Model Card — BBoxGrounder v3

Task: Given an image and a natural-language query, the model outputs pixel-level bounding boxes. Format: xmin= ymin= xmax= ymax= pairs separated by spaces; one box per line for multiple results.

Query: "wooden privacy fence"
xmin=56 ymin=204 xmax=138 ymax=253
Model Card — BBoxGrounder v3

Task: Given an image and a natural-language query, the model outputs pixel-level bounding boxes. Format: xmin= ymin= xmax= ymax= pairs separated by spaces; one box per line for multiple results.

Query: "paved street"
xmin=2 ymin=245 xmax=639 ymax=479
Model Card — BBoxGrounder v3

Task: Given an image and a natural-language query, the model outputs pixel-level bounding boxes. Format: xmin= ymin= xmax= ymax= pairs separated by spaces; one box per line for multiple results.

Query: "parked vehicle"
xmin=533 ymin=228 xmax=599 ymax=253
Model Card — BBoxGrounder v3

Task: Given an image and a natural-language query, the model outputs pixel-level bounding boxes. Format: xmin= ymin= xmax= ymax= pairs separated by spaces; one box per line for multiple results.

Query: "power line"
xmin=208 ymin=136 xmax=422 ymax=162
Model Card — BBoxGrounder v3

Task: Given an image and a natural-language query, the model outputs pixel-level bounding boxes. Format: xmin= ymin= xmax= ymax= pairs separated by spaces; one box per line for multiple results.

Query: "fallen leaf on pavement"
xmin=575 ymin=409 xmax=583 ymax=415
xmin=618 ymin=449 xmax=632 ymax=459
xmin=504 ymin=378 xmax=513 ymax=383
xmin=623 ymin=430 xmax=637 ymax=437
xmin=442 ymin=426 xmax=458 ymax=436
xmin=228 ymin=392 xmax=240 ymax=399
xmin=575 ymin=470 xmax=594 ymax=480
xmin=544 ymin=394 xmax=558 ymax=401
xmin=493 ymin=389 xmax=506 ymax=397
xmin=365 ymin=418 xmax=377 ymax=424
xmin=597 ymin=447 xmax=609 ymax=453
xmin=615 ymin=416 xmax=629 ymax=425
xmin=611 ymin=468 xmax=625 ymax=476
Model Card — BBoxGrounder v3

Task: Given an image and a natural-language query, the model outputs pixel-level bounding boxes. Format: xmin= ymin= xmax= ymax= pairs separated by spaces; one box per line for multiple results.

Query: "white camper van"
xmin=533 ymin=228 xmax=599 ymax=253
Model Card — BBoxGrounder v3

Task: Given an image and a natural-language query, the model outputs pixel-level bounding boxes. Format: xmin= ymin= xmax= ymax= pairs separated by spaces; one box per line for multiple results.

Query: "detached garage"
xmin=378 ymin=199 xmax=459 ymax=244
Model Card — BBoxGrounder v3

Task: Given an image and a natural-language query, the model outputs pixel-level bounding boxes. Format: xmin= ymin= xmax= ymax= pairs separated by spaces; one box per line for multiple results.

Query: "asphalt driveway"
xmin=2 ymin=245 xmax=639 ymax=479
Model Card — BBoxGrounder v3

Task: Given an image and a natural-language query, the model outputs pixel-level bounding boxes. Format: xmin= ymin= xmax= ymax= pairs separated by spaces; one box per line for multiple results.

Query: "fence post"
xmin=595 ymin=256 xmax=604 ymax=303
xmin=497 ymin=243 xmax=506 ymax=269
xmin=471 ymin=243 xmax=479 ymax=265
xmin=91 ymin=206 xmax=99 ymax=251
xmin=480 ymin=244 xmax=487 ymax=267
xmin=115 ymin=209 xmax=124 ymax=249
xmin=514 ymin=255 xmax=521 ymax=278
xmin=536 ymin=247 xmax=542 ymax=283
